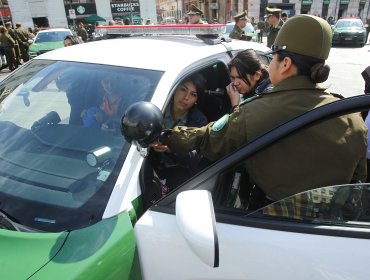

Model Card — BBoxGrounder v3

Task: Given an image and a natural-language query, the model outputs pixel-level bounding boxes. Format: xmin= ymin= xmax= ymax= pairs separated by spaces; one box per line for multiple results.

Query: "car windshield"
xmin=245 ymin=23 xmax=254 ymax=33
xmin=35 ymin=31 xmax=71 ymax=43
xmin=0 ymin=60 xmax=163 ymax=232
xmin=336 ymin=20 xmax=363 ymax=28
xmin=225 ymin=23 xmax=254 ymax=34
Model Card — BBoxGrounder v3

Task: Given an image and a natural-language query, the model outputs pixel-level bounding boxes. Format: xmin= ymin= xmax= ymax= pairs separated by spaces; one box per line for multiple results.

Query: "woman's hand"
xmin=226 ymin=82 xmax=240 ymax=107
xmin=150 ymin=140 xmax=171 ymax=153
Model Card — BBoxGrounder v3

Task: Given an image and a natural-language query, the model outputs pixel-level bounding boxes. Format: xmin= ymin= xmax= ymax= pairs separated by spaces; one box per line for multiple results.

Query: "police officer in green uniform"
xmin=187 ymin=4 xmax=205 ymax=24
xmin=0 ymin=26 xmax=17 ymax=71
xmin=229 ymin=11 xmax=248 ymax=41
xmin=265 ymin=7 xmax=284 ymax=48
xmin=152 ymin=15 xmax=367 ymax=202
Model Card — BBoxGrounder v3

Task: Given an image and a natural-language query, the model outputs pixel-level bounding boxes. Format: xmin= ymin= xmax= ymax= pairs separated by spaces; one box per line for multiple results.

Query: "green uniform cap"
xmin=265 ymin=7 xmax=282 ymax=17
xmin=269 ymin=15 xmax=332 ymax=60
xmin=234 ymin=11 xmax=247 ymax=20
xmin=187 ymin=4 xmax=203 ymax=15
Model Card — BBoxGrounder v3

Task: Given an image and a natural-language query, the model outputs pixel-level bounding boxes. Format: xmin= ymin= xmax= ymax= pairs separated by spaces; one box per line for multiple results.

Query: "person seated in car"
xmin=81 ymin=75 xmax=122 ymax=132
xmin=150 ymin=73 xmax=209 ymax=194
xmin=226 ymin=49 xmax=273 ymax=111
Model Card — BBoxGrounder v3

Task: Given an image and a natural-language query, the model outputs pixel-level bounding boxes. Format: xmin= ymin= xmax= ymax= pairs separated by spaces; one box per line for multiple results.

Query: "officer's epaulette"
xmin=239 ymin=94 xmax=264 ymax=107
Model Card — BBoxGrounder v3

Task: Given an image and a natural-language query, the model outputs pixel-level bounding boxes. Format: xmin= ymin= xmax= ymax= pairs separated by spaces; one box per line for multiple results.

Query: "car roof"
xmin=35 ymin=36 xmax=270 ymax=71
xmin=37 ymin=28 xmax=72 ymax=33
xmin=337 ymin=18 xmax=362 ymax=22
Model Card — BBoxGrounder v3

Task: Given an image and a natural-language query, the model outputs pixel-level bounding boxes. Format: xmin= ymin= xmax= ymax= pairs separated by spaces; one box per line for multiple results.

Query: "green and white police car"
xmin=0 ymin=24 xmax=369 ymax=280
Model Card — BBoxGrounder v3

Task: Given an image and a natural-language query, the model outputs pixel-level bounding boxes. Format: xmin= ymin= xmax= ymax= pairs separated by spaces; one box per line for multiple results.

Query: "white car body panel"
xmin=136 ymin=210 xmax=370 ymax=280
xmin=102 ymin=145 xmax=143 ymax=218
xmin=36 ymin=37 xmax=270 ymax=70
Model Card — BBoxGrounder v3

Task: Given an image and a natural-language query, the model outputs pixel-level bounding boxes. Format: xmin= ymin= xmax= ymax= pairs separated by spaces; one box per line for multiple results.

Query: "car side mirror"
xmin=28 ymin=39 xmax=34 ymax=44
xmin=176 ymin=190 xmax=219 ymax=267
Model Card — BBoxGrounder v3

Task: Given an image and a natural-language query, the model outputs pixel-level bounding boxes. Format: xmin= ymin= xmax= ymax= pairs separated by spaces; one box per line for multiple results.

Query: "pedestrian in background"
xmin=0 ymin=26 xmax=17 ymax=71
xmin=64 ymin=35 xmax=84 ymax=47
xmin=5 ymin=21 xmax=21 ymax=66
xmin=15 ymin=22 xmax=31 ymax=62
xmin=76 ymin=22 xmax=88 ymax=42
xmin=265 ymin=7 xmax=284 ymax=48
xmin=27 ymin=27 xmax=35 ymax=39
xmin=281 ymin=12 xmax=288 ymax=22
xmin=256 ymin=17 xmax=265 ymax=43
xmin=186 ymin=4 xmax=205 ymax=24
xmin=229 ymin=11 xmax=248 ymax=41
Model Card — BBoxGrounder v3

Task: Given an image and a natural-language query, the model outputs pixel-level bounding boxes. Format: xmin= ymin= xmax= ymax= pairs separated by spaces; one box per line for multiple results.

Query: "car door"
xmin=134 ymin=94 xmax=370 ymax=280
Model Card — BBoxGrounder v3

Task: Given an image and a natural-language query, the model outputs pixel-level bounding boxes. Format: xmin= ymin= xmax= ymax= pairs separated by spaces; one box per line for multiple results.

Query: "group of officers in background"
xmin=0 ymin=21 xmax=34 ymax=72
xmin=186 ymin=4 xmax=286 ymax=48
xmin=230 ymin=7 xmax=286 ymax=48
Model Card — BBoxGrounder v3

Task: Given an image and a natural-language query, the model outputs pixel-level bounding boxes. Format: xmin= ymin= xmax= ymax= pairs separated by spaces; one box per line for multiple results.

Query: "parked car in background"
xmin=224 ymin=22 xmax=257 ymax=42
xmin=28 ymin=28 xmax=73 ymax=59
xmin=332 ymin=18 xmax=368 ymax=47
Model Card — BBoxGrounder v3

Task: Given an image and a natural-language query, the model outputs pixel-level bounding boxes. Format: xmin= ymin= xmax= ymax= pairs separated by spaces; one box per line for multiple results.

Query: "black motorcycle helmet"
xmin=120 ymin=101 xmax=164 ymax=148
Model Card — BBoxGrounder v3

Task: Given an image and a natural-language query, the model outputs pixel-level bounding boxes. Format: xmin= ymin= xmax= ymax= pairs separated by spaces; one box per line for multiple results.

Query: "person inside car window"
xmin=149 ymin=73 xmax=209 ymax=194
xmin=81 ymin=75 xmax=123 ymax=132
xmin=226 ymin=48 xmax=273 ymax=110
xmin=152 ymin=15 xmax=367 ymax=202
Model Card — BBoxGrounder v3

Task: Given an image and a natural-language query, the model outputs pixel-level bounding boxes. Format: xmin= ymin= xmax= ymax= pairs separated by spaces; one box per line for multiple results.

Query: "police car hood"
xmin=0 ymin=229 xmax=68 ymax=279
xmin=334 ymin=26 xmax=364 ymax=32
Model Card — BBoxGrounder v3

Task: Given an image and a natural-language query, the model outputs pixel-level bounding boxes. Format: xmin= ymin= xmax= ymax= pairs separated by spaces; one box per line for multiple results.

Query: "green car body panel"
xmin=2 ymin=211 xmax=141 ymax=279
xmin=28 ymin=42 xmax=65 ymax=57
xmin=0 ymin=229 xmax=68 ymax=279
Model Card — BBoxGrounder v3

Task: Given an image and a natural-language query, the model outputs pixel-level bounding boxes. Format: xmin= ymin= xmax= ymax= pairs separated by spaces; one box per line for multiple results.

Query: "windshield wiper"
xmin=0 ymin=210 xmax=20 ymax=231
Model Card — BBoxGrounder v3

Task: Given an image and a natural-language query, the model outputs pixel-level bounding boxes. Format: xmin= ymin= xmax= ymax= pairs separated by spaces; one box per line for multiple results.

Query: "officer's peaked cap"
xmin=187 ymin=4 xmax=203 ymax=15
xmin=265 ymin=7 xmax=281 ymax=17
xmin=234 ymin=11 xmax=247 ymax=20
xmin=270 ymin=15 xmax=332 ymax=60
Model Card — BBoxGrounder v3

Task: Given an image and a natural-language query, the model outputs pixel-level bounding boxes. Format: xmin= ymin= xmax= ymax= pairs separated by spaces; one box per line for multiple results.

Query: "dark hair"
xmin=64 ymin=35 xmax=84 ymax=45
xmin=276 ymin=51 xmax=330 ymax=83
xmin=228 ymin=49 xmax=269 ymax=88
xmin=180 ymin=73 xmax=206 ymax=108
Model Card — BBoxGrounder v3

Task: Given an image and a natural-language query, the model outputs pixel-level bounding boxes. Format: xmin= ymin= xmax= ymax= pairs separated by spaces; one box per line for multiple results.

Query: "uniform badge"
xmin=212 ymin=114 xmax=229 ymax=132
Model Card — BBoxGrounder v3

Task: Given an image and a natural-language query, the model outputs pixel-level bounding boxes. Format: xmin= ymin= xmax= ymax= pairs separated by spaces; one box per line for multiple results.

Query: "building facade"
xmin=157 ymin=0 xmax=370 ymax=23
xmin=4 ymin=0 xmax=157 ymax=29
xmin=2 ymin=0 xmax=369 ymax=29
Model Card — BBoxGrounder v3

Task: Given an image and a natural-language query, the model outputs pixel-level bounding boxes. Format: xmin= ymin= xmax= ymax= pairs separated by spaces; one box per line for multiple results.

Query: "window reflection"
xmin=256 ymin=184 xmax=370 ymax=227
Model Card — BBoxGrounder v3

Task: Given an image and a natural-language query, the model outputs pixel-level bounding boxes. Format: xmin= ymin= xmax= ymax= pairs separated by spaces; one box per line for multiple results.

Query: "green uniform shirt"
xmin=162 ymin=75 xmax=367 ymax=200
xmin=0 ymin=32 xmax=15 ymax=47
xmin=229 ymin=25 xmax=247 ymax=40
xmin=267 ymin=19 xmax=284 ymax=48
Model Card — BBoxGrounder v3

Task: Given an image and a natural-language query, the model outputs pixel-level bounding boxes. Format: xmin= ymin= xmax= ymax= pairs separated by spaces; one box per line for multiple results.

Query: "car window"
xmin=0 ymin=59 xmax=163 ymax=232
xmin=225 ymin=23 xmax=234 ymax=34
xmin=35 ymin=31 xmax=71 ymax=43
xmin=336 ymin=20 xmax=363 ymax=29
xmin=244 ymin=23 xmax=254 ymax=33
xmin=250 ymin=184 xmax=370 ymax=228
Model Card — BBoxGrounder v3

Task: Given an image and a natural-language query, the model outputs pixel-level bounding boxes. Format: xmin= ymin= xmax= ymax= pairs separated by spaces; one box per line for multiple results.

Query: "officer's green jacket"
xmin=267 ymin=19 xmax=284 ymax=48
xmin=0 ymin=32 xmax=15 ymax=47
xmin=229 ymin=25 xmax=246 ymax=40
xmin=162 ymin=75 xmax=367 ymax=201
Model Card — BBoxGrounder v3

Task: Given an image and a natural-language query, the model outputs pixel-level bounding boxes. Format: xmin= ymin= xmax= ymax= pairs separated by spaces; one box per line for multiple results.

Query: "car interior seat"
xmin=199 ymin=63 xmax=232 ymax=122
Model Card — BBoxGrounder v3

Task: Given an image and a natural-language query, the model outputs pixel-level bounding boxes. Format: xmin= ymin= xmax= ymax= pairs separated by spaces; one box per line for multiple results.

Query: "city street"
xmin=0 ymin=40 xmax=369 ymax=97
